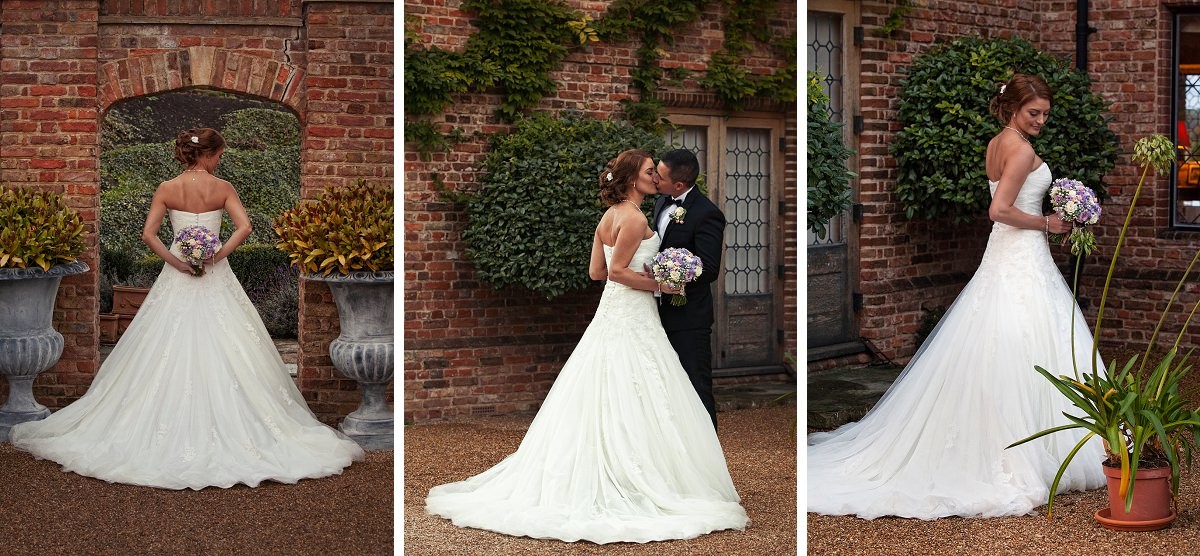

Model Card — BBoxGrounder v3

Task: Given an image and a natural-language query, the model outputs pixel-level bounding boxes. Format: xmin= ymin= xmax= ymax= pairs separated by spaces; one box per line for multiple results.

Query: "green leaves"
xmin=273 ymin=180 xmax=394 ymax=276
xmin=892 ymin=36 xmax=1120 ymax=222
xmin=100 ymin=141 xmax=301 ymax=254
xmin=807 ymin=72 xmax=855 ymax=239
xmin=461 ymin=114 xmax=667 ymax=300
xmin=0 ymin=186 xmax=86 ymax=271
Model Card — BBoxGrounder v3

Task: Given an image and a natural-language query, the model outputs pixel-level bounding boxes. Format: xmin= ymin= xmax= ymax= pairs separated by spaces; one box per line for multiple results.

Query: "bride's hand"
xmin=1045 ymin=215 xmax=1072 ymax=234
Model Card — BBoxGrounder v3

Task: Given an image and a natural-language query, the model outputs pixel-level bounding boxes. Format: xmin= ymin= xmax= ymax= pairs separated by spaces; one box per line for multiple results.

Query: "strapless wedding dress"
xmin=10 ymin=209 xmax=364 ymax=490
xmin=426 ymin=232 xmax=748 ymax=543
xmin=807 ymin=163 xmax=1107 ymax=519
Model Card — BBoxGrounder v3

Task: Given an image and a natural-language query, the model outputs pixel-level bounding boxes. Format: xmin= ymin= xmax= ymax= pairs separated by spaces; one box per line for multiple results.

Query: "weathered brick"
xmin=0 ymin=0 xmax=391 ymax=424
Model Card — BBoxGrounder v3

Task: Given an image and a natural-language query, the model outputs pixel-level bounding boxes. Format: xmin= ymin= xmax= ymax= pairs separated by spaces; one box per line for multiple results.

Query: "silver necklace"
xmin=1004 ymin=126 xmax=1030 ymax=144
xmin=621 ymin=199 xmax=640 ymax=210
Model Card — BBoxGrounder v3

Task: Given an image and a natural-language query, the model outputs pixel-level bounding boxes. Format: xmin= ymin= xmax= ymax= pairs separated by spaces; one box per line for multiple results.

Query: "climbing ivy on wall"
xmin=403 ymin=0 xmax=795 ymax=144
xmin=592 ymin=0 xmax=708 ymax=131
xmin=700 ymin=0 xmax=797 ymax=110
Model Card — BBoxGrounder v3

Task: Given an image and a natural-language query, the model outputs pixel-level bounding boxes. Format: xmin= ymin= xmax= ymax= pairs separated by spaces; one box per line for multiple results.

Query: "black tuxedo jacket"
xmin=652 ymin=190 xmax=725 ymax=332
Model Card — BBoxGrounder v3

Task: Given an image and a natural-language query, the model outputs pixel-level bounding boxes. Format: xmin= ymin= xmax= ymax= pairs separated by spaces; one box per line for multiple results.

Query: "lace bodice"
xmin=594 ymin=233 xmax=661 ymax=323
xmin=988 ymin=162 xmax=1050 ymax=231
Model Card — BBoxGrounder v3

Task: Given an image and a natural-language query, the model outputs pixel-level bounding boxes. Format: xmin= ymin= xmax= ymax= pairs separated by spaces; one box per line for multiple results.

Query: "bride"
xmin=9 ymin=128 xmax=363 ymax=490
xmin=425 ymin=149 xmax=749 ymax=543
xmin=807 ymin=74 xmax=1107 ymax=519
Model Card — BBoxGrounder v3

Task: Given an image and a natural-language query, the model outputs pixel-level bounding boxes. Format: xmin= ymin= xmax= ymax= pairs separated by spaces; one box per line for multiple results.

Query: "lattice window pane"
xmin=1176 ymin=14 xmax=1200 ymax=225
xmin=665 ymin=125 xmax=708 ymax=178
xmin=808 ymin=10 xmax=846 ymax=245
xmin=724 ymin=128 xmax=770 ymax=295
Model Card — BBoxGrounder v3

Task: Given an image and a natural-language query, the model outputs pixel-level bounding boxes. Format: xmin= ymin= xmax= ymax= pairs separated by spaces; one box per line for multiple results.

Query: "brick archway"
xmin=97 ymin=47 xmax=305 ymax=115
xmin=0 ymin=0 xmax=393 ymax=424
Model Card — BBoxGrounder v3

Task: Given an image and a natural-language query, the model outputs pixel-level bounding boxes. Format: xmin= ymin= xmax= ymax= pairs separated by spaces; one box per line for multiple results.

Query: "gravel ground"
xmin=807 ymin=475 xmax=1200 ymax=555
xmin=403 ymin=405 xmax=798 ymax=555
xmin=0 ymin=444 xmax=394 ymax=555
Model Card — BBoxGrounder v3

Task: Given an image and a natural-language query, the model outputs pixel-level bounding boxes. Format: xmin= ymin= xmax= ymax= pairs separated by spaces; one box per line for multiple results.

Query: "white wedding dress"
xmin=10 ymin=209 xmax=364 ymax=490
xmin=426 ymin=232 xmax=749 ymax=543
xmin=807 ymin=163 xmax=1107 ymax=519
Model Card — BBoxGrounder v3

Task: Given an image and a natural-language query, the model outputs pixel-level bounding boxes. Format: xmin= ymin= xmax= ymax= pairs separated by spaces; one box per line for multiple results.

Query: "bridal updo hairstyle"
xmin=598 ymin=149 xmax=654 ymax=206
xmin=174 ymin=128 xmax=226 ymax=167
xmin=988 ymin=73 xmax=1052 ymax=123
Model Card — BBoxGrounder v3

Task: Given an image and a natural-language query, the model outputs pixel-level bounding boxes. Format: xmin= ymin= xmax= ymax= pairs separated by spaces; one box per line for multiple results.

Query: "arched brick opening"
xmin=97 ymin=48 xmax=305 ymax=116
xmin=0 ymin=0 xmax=394 ymax=425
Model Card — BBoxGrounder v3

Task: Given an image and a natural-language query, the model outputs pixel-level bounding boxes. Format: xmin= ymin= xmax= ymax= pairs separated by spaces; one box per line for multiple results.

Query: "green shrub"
xmin=807 ymin=72 xmax=855 ymax=239
xmin=220 ymin=108 xmax=300 ymax=150
xmin=247 ymin=264 xmax=299 ymax=338
xmin=0 ymin=186 xmax=86 ymax=271
xmin=227 ymin=243 xmax=292 ymax=293
xmin=462 ymin=113 xmax=667 ymax=300
xmin=892 ymin=36 xmax=1119 ymax=222
xmin=100 ymin=142 xmax=301 ymax=251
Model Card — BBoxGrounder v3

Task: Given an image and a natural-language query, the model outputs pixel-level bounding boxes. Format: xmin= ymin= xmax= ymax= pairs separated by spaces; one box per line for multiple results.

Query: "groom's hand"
xmin=641 ymin=263 xmax=653 ymax=279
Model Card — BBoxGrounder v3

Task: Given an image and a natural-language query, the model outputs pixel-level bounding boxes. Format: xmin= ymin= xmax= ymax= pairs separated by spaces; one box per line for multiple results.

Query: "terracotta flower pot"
xmin=111 ymin=285 xmax=150 ymax=316
xmin=98 ymin=313 xmax=119 ymax=344
xmin=1094 ymin=463 xmax=1176 ymax=531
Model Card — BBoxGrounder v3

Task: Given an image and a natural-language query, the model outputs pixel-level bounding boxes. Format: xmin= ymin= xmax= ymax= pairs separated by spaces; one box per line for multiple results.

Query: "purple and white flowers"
xmin=651 ymin=247 xmax=703 ymax=306
xmin=1048 ymin=177 xmax=1102 ymax=256
xmin=174 ymin=225 xmax=220 ymax=276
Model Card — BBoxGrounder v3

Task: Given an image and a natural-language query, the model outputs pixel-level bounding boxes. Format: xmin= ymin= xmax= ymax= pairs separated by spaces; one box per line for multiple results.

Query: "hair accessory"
xmin=606 ymin=172 xmax=613 ymax=182
xmin=191 ymin=136 xmax=199 ymax=144
xmin=999 ymin=84 xmax=1007 ymax=95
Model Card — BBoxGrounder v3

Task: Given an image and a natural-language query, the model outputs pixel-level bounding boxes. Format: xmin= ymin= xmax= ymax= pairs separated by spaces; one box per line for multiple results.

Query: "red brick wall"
xmin=101 ymin=0 xmax=301 ymax=18
xmin=848 ymin=0 xmax=1200 ymax=364
xmin=404 ymin=0 xmax=797 ymax=422
xmin=0 ymin=0 xmax=103 ymax=408
xmin=299 ymin=0 xmax=393 ymax=422
xmin=0 ymin=0 xmax=393 ymax=425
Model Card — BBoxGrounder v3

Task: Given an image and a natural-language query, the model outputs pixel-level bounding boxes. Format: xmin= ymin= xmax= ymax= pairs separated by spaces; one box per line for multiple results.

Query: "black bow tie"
xmin=667 ymin=197 xmax=683 ymax=207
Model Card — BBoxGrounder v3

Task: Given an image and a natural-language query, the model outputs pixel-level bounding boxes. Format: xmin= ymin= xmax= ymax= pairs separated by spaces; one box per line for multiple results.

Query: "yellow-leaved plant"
xmin=273 ymin=180 xmax=394 ymax=276
xmin=0 ymin=185 xmax=86 ymax=272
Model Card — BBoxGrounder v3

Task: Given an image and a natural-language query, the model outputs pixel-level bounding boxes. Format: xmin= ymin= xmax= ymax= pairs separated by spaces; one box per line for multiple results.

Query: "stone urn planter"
xmin=306 ymin=270 xmax=393 ymax=450
xmin=0 ymin=260 xmax=89 ymax=441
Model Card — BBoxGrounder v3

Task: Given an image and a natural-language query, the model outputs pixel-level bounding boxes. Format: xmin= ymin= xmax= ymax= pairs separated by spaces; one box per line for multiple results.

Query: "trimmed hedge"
xmin=221 ymin=108 xmax=301 ymax=150
xmin=891 ymin=36 xmax=1119 ymax=222
xmin=463 ymin=113 xmax=667 ymax=299
xmin=99 ymin=142 xmax=301 ymax=252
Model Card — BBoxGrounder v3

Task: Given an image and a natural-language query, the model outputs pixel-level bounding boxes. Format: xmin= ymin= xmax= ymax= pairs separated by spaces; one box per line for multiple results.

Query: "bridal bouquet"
xmin=1047 ymin=177 xmax=1101 ymax=256
xmin=651 ymin=248 xmax=703 ymax=306
xmin=175 ymin=225 xmax=220 ymax=276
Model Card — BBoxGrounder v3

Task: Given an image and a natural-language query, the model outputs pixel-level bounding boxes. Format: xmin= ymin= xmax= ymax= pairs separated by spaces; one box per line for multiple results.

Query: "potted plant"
xmin=1008 ymin=135 xmax=1200 ymax=531
xmin=274 ymin=180 xmax=393 ymax=450
xmin=99 ymin=246 xmax=160 ymax=342
xmin=0 ymin=185 xmax=88 ymax=441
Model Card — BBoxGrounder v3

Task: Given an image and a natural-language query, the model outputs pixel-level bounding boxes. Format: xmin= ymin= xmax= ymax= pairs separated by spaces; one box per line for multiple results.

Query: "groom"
xmin=650 ymin=148 xmax=726 ymax=430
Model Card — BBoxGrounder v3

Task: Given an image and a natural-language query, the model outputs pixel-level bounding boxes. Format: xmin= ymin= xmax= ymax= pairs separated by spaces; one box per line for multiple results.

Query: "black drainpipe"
xmin=1076 ymin=0 xmax=1095 ymax=70
xmin=1071 ymin=0 xmax=1096 ymax=301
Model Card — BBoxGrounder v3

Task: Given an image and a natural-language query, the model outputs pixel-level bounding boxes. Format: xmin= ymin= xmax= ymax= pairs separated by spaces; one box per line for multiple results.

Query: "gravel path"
xmin=0 ymin=444 xmax=394 ymax=555
xmin=806 ymin=461 xmax=1200 ymax=555
xmin=403 ymin=405 xmax=798 ymax=555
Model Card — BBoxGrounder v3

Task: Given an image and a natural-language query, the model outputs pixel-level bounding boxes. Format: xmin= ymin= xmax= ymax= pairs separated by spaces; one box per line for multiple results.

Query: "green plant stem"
xmin=1140 ymin=247 xmax=1200 ymax=375
xmin=1092 ymin=163 xmax=1151 ymax=376
xmin=1069 ymin=254 xmax=1082 ymax=381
